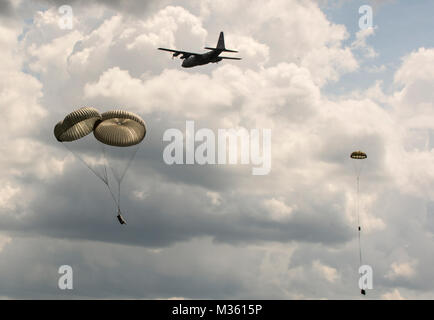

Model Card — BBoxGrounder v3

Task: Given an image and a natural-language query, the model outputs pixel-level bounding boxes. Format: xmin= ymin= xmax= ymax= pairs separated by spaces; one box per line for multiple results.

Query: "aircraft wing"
xmin=158 ymin=48 xmax=201 ymax=59
xmin=219 ymin=56 xmax=242 ymax=60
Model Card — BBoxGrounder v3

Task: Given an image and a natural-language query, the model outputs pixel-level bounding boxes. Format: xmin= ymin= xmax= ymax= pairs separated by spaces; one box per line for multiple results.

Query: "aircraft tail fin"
xmin=217 ymin=31 xmax=225 ymax=49
xmin=204 ymin=31 xmax=238 ymax=52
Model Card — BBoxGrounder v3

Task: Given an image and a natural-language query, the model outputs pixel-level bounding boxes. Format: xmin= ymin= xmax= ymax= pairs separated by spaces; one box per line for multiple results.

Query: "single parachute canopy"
xmin=350 ymin=150 xmax=367 ymax=160
xmin=54 ymin=107 xmax=101 ymax=142
xmin=94 ymin=110 xmax=146 ymax=147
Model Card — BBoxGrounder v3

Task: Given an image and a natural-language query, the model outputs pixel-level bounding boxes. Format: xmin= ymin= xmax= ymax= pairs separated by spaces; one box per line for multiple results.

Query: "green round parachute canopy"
xmin=350 ymin=150 xmax=367 ymax=160
xmin=94 ymin=110 xmax=146 ymax=147
xmin=54 ymin=107 xmax=101 ymax=142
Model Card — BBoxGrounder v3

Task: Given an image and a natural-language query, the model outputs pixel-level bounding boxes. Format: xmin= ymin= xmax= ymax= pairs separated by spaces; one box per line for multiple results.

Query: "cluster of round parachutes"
xmin=54 ymin=107 xmax=146 ymax=224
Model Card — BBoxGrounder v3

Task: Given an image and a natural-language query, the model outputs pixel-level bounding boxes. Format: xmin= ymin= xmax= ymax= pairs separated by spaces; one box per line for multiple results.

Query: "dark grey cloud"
xmin=1 ymin=138 xmax=353 ymax=248
xmin=0 ymin=236 xmax=250 ymax=299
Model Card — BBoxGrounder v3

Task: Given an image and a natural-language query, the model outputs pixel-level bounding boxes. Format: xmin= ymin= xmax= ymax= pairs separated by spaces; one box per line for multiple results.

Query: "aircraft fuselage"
xmin=182 ymin=49 xmax=223 ymax=68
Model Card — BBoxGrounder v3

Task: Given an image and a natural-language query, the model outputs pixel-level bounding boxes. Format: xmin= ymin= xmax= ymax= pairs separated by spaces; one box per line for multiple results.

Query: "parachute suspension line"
xmin=103 ymin=144 xmax=140 ymax=217
xmin=101 ymin=145 xmax=121 ymax=214
xmin=357 ymin=174 xmax=363 ymax=267
xmin=104 ymin=179 xmax=120 ymax=210
xmin=90 ymin=141 xmax=119 ymax=211
xmin=108 ymin=145 xmax=140 ymax=184
xmin=96 ymin=142 xmax=111 ymax=190
xmin=118 ymin=178 xmax=121 ymax=216
xmin=63 ymin=142 xmax=119 ymax=209
xmin=120 ymin=145 xmax=139 ymax=182
xmin=119 ymin=145 xmax=139 ymax=214
xmin=62 ymin=143 xmax=107 ymax=185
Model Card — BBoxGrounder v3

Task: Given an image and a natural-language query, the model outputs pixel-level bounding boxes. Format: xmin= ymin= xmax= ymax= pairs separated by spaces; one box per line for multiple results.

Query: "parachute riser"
xmin=355 ymin=174 xmax=363 ymax=266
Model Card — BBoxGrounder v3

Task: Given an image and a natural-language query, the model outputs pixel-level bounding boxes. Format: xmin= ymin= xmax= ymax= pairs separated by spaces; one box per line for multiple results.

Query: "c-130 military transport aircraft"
xmin=158 ymin=31 xmax=242 ymax=68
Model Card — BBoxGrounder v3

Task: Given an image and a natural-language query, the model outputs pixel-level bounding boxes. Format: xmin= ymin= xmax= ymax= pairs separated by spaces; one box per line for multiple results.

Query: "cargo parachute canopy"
xmin=54 ymin=107 xmax=146 ymax=224
xmin=94 ymin=110 xmax=146 ymax=147
xmin=54 ymin=107 xmax=101 ymax=142
xmin=350 ymin=150 xmax=367 ymax=160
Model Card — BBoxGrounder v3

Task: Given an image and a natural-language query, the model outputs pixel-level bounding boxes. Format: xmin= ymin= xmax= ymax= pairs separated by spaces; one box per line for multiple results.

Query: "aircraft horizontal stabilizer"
xmin=204 ymin=47 xmax=238 ymax=53
xmin=220 ymin=56 xmax=242 ymax=60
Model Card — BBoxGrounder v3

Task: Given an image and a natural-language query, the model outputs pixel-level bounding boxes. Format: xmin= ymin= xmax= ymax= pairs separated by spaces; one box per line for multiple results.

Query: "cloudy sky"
xmin=1 ymin=0 xmax=434 ymax=299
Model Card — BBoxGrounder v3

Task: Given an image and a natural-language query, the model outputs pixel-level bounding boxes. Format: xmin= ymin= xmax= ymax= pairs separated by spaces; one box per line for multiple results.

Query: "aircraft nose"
xmin=182 ymin=60 xmax=192 ymax=68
